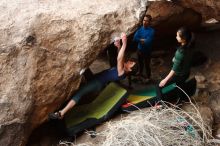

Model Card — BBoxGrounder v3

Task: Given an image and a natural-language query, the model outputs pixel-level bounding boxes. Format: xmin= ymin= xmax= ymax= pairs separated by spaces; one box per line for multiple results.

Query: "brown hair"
xmin=126 ymin=58 xmax=139 ymax=76
xmin=178 ymin=27 xmax=194 ymax=49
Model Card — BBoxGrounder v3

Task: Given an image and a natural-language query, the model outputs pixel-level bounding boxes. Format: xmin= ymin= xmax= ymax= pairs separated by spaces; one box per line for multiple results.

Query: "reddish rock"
xmin=146 ymin=1 xmax=202 ymax=39
xmin=178 ymin=0 xmax=220 ymax=21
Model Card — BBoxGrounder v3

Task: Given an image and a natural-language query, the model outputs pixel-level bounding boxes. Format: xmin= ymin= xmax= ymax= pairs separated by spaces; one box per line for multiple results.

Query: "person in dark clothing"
xmin=133 ymin=14 xmax=155 ymax=80
xmin=156 ymin=27 xmax=194 ymax=100
xmin=49 ymin=33 xmax=138 ymax=120
xmin=107 ymin=37 xmax=137 ymax=88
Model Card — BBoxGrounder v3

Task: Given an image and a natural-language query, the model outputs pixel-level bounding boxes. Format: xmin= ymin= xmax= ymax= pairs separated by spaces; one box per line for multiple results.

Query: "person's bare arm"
xmin=117 ymin=33 xmax=127 ymax=76
xmin=159 ymin=70 xmax=175 ymax=87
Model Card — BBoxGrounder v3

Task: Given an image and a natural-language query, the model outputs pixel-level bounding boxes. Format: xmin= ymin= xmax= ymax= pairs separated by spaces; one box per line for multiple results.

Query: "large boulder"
xmin=146 ymin=1 xmax=202 ymax=40
xmin=0 ymin=0 xmax=148 ymax=145
xmin=178 ymin=0 xmax=220 ymax=21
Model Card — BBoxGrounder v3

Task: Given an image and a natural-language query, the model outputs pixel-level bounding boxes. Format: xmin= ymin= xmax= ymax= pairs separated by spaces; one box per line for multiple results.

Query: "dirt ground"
xmin=27 ymin=26 xmax=220 ymax=146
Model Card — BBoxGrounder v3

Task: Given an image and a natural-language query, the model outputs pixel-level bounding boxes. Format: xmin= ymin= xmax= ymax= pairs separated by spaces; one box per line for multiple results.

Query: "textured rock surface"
xmin=147 ymin=1 xmax=202 ymax=39
xmin=216 ymin=123 xmax=220 ymax=139
xmin=209 ymin=90 xmax=220 ymax=123
xmin=0 ymin=0 xmax=147 ymax=145
xmin=178 ymin=0 xmax=220 ymax=21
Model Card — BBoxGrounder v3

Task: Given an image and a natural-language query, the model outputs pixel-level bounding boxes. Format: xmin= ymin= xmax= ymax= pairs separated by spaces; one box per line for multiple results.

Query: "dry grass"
xmin=59 ymin=85 xmax=220 ymax=146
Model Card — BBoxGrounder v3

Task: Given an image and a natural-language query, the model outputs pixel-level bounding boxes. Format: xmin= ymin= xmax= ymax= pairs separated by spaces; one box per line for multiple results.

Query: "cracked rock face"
xmin=0 ymin=0 xmax=148 ymax=145
xmin=147 ymin=1 xmax=202 ymax=39
xmin=178 ymin=0 xmax=220 ymax=21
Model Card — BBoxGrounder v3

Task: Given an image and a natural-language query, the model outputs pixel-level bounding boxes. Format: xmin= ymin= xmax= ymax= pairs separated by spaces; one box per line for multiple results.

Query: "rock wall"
xmin=178 ymin=0 xmax=220 ymax=21
xmin=0 ymin=0 xmax=148 ymax=145
xmin=147 ymin=1 xmax=202 ymax=39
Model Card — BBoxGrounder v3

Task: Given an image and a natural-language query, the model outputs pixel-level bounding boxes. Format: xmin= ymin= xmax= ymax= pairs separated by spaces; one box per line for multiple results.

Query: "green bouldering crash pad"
xmin=65 ymin=82 xmax=128 ymax=136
